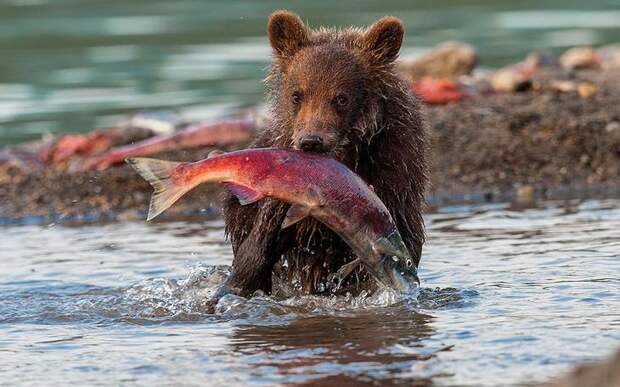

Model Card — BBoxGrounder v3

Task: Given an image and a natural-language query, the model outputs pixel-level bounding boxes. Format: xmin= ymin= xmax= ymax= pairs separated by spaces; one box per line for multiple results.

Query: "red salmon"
xmin=127 ymin=148 xmax=418 ymax=293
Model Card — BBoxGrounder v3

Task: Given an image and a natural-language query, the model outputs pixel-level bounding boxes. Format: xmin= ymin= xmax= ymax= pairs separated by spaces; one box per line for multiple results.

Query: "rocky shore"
xmin=544 ymin=348 xmax=620 ymax=387
xmin=1 ymin=45 xmax=619 ymax=224
xmin=428 ymin=69 xmax=620 ymax=204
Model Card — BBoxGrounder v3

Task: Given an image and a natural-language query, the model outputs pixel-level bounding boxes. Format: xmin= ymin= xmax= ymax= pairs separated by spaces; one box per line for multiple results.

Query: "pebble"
xmin=598 ymin=44 xmax=620 ymax=70
xmin=577 ymin=83 xmax=597 ymax=98
xmin=489 ymin=68 xmax=532 ymax=92
xmin=560 ymin=47 xmax=601 ymax=70
xmin=398 ymin=41 xmax=478 ymax=82
xmin=606 ymin=121 xmax=620 ymax=133
xmin=516 ymin=185 xmax=534 ymax=204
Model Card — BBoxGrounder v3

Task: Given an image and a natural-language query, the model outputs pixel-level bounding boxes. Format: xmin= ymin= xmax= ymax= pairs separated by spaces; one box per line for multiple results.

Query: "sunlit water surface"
xmin=1 ymin=199 xmax=619 ymax=386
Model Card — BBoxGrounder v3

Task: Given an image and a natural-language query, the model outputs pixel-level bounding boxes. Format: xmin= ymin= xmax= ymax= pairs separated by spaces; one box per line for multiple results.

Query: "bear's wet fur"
xmin=222 ymin=11 xmax=428 ymax=296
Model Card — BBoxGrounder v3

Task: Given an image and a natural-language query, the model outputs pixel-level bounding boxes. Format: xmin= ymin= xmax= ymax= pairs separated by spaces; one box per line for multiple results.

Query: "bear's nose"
xmin=299 ymin=134 xmax=325 ymax=153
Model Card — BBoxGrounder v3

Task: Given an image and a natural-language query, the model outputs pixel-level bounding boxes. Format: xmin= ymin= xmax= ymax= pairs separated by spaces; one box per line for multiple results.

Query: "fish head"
xmin=371 ymin=254 xmax=419 ymax=294
xmin=367 ymin=231 xmax=420 ymax=293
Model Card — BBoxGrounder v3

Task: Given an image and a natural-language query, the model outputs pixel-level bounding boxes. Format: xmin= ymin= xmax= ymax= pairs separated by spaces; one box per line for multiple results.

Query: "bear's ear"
xmin=268 ymin=10 xmax=308 ymax=59
xmin=362 ymin=16 xmax=404 ymax=64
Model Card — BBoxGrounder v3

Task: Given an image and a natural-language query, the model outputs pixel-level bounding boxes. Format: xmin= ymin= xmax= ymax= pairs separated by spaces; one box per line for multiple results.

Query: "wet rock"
xmin=549 ymin=80 xmax=579 ymax=93
xmin=489 ymin=68 xmax=532 ymax=92
xmin=120 ymin=111 xmax=183 ymax=135
xmin=398 ymin=41 xmax=478 ymax=82
xmin=543 ymin=348 xmax=620 ymax=387
xmin=488 ymin=51 xmax=561 ymax=93
xmin=549 ymin=80 xmax=598 ymax=98
xmin=606 ymin=121 xmax=620 ymax=133
xmin=516 ymin=185 xmax=535 ymax=204
xmin=523 ymin=51 xmax=560 ymax=72
xmin=560 ymin=47 xmax=602 ymax=70
xmin=577 ymin=82 xmax=598 ymax=98
xmin=598 ymin=44 xmax=620 ymax=70
xmin=605 ymin=121 xmax=620 ymax=151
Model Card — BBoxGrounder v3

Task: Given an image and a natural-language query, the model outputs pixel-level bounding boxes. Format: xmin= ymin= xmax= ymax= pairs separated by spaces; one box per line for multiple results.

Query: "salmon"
xmin=84 ymin=117 xmax=255 ymax=170
xmin=127 ymin=148 xmax=419 ymax=293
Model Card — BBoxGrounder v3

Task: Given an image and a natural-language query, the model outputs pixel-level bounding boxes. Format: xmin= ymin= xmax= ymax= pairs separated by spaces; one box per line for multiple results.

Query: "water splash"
xmin=120 ymin=264 xmax=229 ymax=319
xmin=120 ymin=265 xmax=428 ymax=320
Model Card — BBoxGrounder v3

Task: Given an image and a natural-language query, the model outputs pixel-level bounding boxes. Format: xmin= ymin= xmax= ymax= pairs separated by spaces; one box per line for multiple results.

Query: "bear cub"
xmin=222 ymin=11 xmax=428 ymax=296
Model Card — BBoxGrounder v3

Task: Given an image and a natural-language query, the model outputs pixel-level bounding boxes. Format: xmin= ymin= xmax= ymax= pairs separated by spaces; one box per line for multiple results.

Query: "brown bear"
xmin=221 ymin=11 xmax=428 ymax=297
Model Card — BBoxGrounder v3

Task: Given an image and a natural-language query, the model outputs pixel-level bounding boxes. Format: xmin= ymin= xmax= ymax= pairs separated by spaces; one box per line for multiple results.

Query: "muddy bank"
xmin=428 ymin=69 xmax=620 ymax=204
xmin=1 ymin=70 xmax=619 ymax=224
xmin=0 ymin=147 xmax=228 ymax=224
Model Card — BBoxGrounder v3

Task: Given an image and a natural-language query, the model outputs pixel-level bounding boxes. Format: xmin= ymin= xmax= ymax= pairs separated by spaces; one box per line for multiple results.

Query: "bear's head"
xmin=267 ymin=11 xmax=405 ymax=157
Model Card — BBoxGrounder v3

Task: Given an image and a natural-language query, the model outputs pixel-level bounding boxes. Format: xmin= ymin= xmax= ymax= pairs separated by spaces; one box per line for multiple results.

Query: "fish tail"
xmin=126 ymin=157 xmax=193 ymax=221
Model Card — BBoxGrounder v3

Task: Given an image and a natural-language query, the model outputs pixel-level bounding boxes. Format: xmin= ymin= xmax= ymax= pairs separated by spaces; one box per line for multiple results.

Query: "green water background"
xmin=1 ymin=0 xmax=619 ymax=145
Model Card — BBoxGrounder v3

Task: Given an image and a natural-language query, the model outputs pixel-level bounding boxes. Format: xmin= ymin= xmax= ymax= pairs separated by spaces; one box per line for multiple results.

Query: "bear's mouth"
xmin=293 ymin=142 xmax=332 ymax=155
xmin=298 ymin=147 xmax=328 ymax=154
xmin=295 ymin=140 xmax=329 ymax=154
xmin=291 ymin=136 xmax=350 ymax=162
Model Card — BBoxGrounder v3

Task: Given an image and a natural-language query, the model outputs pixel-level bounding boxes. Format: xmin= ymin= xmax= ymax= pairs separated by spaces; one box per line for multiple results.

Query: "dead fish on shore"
xmin=83 ymin=117 xmax=256 ymax=171
xmin=412 ymin=78 xmax=465 ymax=104
xmin=127 ymin=148 xmax=419 ymax=294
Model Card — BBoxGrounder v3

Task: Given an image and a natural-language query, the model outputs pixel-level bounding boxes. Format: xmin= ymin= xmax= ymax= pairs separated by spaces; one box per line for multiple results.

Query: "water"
xmin=1 ymin=199 xmax=618 ymax=386
xmin=2 ymin=0 xmax=620 ymax=145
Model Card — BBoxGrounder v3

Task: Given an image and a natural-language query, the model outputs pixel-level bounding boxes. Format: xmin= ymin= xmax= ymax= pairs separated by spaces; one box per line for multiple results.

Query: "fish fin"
xmin=336 ymin=258 xmax=361 ymax=280
xmin=223 ymin=182 xmax=263 ymax=205
xmin=126 ymin=157 xmax=191 ymax=221
xmin=373 ymin=230 xmax=411 ymax=257
xmin=307 ymin=185 xmax=325 ymax=207
xmin=328 ymin=258 xmax=362 ymax=290
xmin=281 ymin=204 xmax=310 ymax=229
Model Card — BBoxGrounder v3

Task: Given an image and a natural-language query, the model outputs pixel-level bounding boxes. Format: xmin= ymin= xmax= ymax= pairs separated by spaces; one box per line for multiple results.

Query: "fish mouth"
xmin=366 ymin=231 xmax=420 ymax=293
xmin=367 ymin=254 xmax=420 ymax=294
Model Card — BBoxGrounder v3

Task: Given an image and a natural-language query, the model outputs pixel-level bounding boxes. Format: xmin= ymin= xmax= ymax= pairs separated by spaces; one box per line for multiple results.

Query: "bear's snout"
xmin=298 ymin=134 xmax=326 ymax=153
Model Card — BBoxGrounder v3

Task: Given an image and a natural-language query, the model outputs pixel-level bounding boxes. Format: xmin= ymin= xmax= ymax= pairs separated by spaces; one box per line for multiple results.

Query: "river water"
xmin=2 ymin=0 xmax=620 ymax=145
xmin=1 ymin=198 xmax=619 ymax=386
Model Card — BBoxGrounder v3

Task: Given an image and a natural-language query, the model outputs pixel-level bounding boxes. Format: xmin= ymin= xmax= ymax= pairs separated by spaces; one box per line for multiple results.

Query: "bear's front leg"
xmin=218 ymin=197 xmax=292 ymax=298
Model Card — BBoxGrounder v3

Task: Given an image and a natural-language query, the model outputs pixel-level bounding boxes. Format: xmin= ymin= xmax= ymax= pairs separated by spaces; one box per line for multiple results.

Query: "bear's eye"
xmin=291 ymin=92 xmax=302 ymax=105
xmin=334 ymin=94 xmax=348 ymax=108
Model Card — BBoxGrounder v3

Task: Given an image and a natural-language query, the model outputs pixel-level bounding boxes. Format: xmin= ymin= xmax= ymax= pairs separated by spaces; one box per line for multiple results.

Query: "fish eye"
xmin=291 ymin=91 xmax=302 ymax=105
xmin=406 ymin=259 xmax=413 ymax=267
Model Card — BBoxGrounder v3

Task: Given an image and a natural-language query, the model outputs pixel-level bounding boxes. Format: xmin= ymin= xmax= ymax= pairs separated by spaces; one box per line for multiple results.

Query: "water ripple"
xmin=0 ymin=198 xmax=619 ymax=385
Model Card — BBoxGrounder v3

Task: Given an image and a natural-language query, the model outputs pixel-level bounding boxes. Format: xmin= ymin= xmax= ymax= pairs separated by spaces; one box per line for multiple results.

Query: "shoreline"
xmin=2 ymin=178 xmax=618 ymax=226
xmin=1 ymin=65 xmax=619 ymax=226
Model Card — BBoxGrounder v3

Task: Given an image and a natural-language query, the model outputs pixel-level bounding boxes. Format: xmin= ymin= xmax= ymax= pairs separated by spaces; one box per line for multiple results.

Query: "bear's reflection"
xmin=228 ymin=308 xmax=443 ymax=386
